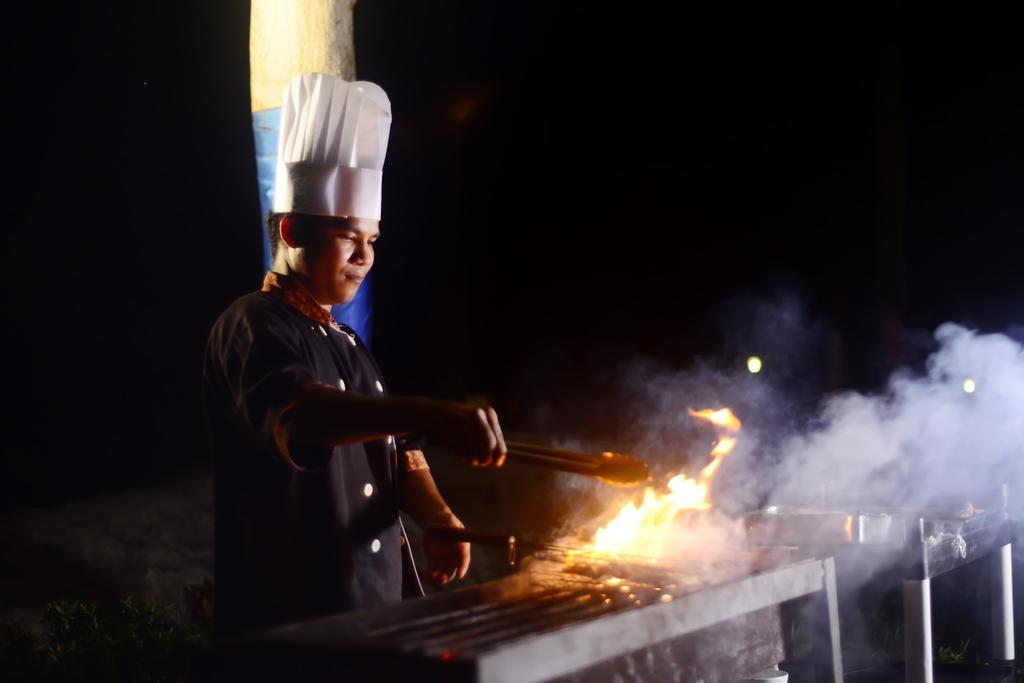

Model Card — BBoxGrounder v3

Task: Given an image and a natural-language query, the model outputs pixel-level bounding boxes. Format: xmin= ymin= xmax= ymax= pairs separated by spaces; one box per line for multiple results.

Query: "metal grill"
xmin=201 ymin=555 xmax=843 ymax=683
xmin=744 ymin=499 xmax=1015 ymax=683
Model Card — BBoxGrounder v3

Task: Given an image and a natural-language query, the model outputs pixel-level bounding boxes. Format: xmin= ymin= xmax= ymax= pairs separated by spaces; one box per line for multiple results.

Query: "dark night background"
xmin=2 ymin=1 xmax=1022 ymax=513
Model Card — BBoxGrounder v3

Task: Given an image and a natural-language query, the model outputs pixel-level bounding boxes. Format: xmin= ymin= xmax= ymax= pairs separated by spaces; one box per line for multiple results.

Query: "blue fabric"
xmin=252 ymin=108 xmax=279 ymax=274
xmin=252 ymin=108 xmax=373 ymax=346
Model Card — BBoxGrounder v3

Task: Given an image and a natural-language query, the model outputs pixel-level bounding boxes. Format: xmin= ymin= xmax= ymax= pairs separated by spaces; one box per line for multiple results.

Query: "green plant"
xmin=935 ymin=639 xmax=970 ymax=665
xmin=111 ymin=595 xmax=203 ymax=681
xmin=43 ymin=599 xmax=116 ymax=680
xmin=0 ymin=595 xmax=207 ymax=682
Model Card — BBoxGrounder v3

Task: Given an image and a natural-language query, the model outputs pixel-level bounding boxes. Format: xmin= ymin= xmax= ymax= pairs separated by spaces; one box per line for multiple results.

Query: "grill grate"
xmin=204 ymin=554 xmax=844 ymax=683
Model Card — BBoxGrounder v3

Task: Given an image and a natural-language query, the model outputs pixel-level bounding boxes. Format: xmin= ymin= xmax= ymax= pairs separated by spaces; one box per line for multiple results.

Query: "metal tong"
xmin=504 ymin=440 xmax=650 ymax=486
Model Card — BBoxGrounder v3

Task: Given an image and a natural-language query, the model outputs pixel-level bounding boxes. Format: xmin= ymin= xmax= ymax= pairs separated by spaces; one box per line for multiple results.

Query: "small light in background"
xmin=962 ymin=378 xmax=977 ymax=394
xmin=746 ymin=356 xmax=763 ymax=374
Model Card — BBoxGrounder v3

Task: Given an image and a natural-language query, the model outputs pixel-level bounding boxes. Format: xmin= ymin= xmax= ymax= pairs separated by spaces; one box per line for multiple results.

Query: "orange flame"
xmin=581 ymin=408 xmax=741 ymax=562
xmin=688 ymin=408 xmax=743 ymax=432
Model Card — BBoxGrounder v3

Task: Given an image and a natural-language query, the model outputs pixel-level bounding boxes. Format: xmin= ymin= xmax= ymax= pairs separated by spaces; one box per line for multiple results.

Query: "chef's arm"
xmin=277 ymin=382 xmax=506 ymax=465
xmin=399 ymin=459 xmax=472 ymax=584
xmin=398 ymin=463 xmax=460 ymax=528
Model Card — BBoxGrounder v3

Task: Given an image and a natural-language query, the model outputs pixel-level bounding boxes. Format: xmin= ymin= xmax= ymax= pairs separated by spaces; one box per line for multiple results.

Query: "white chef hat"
xmin=272 ymin=72 xmax=392 ymax=220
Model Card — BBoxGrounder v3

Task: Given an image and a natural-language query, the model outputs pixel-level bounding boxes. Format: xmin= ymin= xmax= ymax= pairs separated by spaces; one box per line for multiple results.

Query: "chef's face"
xmin=280 ymin=213 xmax=379 ymax=305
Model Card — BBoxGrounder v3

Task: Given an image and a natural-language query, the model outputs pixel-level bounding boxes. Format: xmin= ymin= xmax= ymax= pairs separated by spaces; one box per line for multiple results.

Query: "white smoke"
xmin=535 ymin=303 xmax=1024 ymax=565
xmin=770 ymin=323 xmax=1024 ymax=510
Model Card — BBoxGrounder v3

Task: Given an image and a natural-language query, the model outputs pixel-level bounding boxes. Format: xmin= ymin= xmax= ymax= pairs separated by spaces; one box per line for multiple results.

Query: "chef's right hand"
xmin=420 ymin=401 xmax=507 ymax=467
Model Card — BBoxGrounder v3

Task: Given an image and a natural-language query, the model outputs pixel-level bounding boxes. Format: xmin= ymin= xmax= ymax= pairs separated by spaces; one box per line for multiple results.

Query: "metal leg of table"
xmin=903 ymin=578 xmax=933 ymax=683
xmin=991 ymin=542 xmax=1015 ymax=664
xmin=811 ymin=557 xmax=844 ymax=683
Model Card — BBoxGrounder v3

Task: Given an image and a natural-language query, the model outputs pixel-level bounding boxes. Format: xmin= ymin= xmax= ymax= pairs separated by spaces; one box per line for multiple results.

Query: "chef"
xmin=202 ymin=72 xmax=507 ymax=638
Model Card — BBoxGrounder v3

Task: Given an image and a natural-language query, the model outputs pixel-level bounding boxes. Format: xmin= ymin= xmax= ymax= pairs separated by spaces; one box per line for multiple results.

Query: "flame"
xmin=688 ymin=408 xmax=742 ymax=432
xmin=582 ymin=408 xmax=741 ymax=562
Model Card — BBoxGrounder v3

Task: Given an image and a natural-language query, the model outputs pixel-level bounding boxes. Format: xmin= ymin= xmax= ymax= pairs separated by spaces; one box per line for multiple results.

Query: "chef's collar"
xmin=260 ymin=270 xmax=341 ymax=331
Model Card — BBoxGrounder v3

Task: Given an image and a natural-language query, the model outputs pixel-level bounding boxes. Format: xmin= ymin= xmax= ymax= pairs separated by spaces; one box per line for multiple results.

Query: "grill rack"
xmin=743 ymin=499 xmax=1015 ymax=683
xmin=201 ymin=554 xmax=844 ymax=683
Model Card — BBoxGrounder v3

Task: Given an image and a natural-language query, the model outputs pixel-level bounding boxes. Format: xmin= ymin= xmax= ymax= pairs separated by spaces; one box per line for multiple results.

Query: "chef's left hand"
xmin=422 ymin=512 xmax=471 ymax=586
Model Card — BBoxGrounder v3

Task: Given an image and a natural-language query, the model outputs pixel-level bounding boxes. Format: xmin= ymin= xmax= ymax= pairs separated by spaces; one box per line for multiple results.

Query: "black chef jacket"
xmin=201 ymin=290 xmax=423 ymax=638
